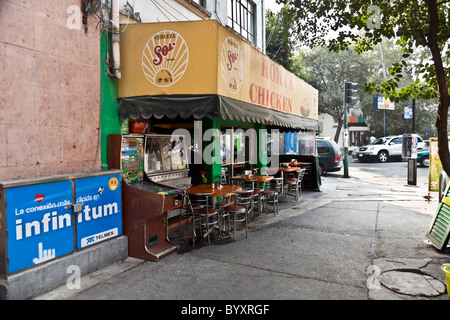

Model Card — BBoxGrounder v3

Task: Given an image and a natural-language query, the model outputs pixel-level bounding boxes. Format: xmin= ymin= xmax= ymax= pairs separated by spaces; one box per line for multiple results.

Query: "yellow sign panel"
xmin=119 ymin=20 xmax=318 ymax=121
xmin=428 ymin=138 xmax=450 ymax=192
xmin=119 ymin=21 xmax=218 ymax=97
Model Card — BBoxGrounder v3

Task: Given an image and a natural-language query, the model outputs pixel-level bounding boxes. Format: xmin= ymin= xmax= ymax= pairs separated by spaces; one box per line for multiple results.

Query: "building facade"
xmin=0 ymin=0 xmax=102 ymax=181
xmin=0 ymin=0 xmax=320 ymax=299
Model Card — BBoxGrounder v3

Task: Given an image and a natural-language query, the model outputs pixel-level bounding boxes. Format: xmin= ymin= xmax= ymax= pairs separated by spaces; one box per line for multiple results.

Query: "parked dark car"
xmin=417 ymin=148 xmax=430 ymax=167
xmin=317 ymin=138 xmax=343 ymax=175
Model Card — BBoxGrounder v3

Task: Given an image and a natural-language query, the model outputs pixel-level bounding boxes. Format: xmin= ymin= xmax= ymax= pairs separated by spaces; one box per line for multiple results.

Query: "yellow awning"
xmin=118 ymin=20 xmax=318 ymax=129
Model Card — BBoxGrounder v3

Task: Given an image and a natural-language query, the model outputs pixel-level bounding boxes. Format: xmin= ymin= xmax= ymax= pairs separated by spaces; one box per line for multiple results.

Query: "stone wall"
xmin=0 ymin=0 xmax=101 ymax=181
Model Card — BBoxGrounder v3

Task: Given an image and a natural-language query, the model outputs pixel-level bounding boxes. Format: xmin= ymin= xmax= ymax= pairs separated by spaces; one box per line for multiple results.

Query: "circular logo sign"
xmin=142 ymin=30 xmax=189 ymax=87
xmin=220 ymin=37 xmax=243 ymax=94
xmin=108 ymin=177 xmax=119 ymax=191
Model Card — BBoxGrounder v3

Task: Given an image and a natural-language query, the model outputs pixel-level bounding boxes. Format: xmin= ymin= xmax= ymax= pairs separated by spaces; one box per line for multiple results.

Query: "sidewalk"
xmin=34 ymin=165 xmax=450 ymax=300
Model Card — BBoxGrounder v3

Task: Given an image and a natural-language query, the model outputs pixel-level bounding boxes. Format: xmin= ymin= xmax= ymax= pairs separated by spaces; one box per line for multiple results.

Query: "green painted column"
xmin=256 ymin=123 xmax=267 ymax=173
xmin=204 ymin=117 xmax=222 ymax=184
xmin=100 ymin=32 xmax=122 ymax=170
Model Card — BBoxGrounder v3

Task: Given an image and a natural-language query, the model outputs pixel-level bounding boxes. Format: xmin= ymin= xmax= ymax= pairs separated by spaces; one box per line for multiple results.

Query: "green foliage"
xmin=265 ymin=4 xmax=307 ymax=80
xmin=298 ymin=47 xmax=369 ymax=121
xmin=278 ymin=0 xmax=450 ymax=101
xmin=296 ymin=40 xmax=437 ymax=139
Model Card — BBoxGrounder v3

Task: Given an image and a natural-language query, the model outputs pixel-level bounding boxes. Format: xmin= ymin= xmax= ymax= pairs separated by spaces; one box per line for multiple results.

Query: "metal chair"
xmin=224 ymin=189 xmax=253 ymax=240
xmin=187 ymin=192 xmax=218 ymax=245
xmin=302 ymin=163 xmax=313 ymax=188
xmin=243 ymin=179 xmax=260 ymax=219
xmin=176 ymin=184 xmax=194 ymax=231
xmin=284 ymin=168 xmax=306 ymax=202
xmin=261 ymin=177 xmax=282 ymax=216
xmin=214 ymin=194 xmax=233 ymax=237
xmin=252 ymin=181 xmax=266 ymax=217
xmin=221 ymin=167 xmax=229 ymax=185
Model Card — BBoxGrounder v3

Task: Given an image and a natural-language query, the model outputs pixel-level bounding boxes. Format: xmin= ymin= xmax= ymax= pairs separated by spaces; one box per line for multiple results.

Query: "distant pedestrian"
xmin=370 ymin=135 xmax=376 ymax=143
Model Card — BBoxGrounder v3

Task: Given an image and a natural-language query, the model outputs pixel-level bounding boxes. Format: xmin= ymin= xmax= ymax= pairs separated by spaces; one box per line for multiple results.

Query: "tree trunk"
xmin=334 ymin=116 xmax=343 ymax=143
xmin=427 ymin=0 xmax=450 ymax=174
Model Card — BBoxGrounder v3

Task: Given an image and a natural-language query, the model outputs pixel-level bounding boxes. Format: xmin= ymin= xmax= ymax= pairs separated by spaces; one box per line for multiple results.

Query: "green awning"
xmin=118 ymin=94 xmax=318 ymax=131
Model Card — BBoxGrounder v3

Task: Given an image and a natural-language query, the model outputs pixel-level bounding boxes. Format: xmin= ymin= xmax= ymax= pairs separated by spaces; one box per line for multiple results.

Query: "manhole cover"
xmin=380 ymin=270 xmax=446 ymax=297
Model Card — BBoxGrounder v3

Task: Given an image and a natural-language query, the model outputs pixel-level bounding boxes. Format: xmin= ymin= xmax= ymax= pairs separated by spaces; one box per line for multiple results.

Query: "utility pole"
xmin=343 ymin=82 xmax=358 ymax=178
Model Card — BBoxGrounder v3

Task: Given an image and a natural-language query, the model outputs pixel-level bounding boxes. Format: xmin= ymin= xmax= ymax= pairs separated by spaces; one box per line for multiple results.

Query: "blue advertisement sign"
xmin=75 ymin=174 xmax=122 ymax=248
xmin=404 ymin=106 xmax=413 ymax=119
xmin=6 ymin=181 xmax=74 ymax=273
xmin=285 ymin=131 xmax=297 ymax=154
xmin=411 ymin=136 xmax=418 ymax=159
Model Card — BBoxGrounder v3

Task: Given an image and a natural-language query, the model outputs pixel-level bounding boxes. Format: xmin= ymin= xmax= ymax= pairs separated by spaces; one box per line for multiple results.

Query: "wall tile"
xmin=6 ymin=125 xmax=38 ymax=166
xmin=34 ymin=87 xmax=62 ymax=127
xmin=35 ymin=125 xmax=61 ymax=165
xmin=0 ymin=2 xmax=34 ymax=49
xmin=0 ymin=125 xmax=7 ymax=167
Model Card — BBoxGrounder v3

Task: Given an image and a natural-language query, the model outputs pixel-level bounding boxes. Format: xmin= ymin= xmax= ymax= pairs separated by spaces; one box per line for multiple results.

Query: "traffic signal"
xmin=344 ymin=82 xmax=358 ymax=104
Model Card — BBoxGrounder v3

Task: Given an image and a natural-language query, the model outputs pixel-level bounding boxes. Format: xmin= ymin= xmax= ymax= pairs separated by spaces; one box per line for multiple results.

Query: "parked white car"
xmin=355 ymin=135 xmax=426 ymax=162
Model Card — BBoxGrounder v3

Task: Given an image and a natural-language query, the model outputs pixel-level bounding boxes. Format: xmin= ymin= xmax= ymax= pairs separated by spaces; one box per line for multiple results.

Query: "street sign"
xmin=343 ymin=128 xmax=349 ymax=148
xmin=373 ymin=96 xmax=395 ymax=110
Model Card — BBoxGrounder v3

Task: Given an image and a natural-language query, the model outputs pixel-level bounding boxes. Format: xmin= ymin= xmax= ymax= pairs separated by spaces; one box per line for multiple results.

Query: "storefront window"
xmin=220 ymin=131 xmax=232 ymax=164
xmin=268 ymin=130 xmax=317 ymax=156
xmin=234 ymin=130 xmax=245 ymax=163
xmin=298 ymin=131 xmax=317 ymax=156
xmin=267 ymin=131 xmax=280 ymax=158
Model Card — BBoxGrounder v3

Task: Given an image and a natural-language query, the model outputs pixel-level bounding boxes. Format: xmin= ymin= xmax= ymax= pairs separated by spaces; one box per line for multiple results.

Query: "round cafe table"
xmin=184 ymin=184 xmax=242 ymax=243
xmin=185 ymin=184 xmax=242 ymax=198
xmin=230 ymin=174 xmax=274 ymax=184
xmin=282 ymin=161 xmax=312 ymax=167
xmin=278 ymin=166 xmax=299 ymax=177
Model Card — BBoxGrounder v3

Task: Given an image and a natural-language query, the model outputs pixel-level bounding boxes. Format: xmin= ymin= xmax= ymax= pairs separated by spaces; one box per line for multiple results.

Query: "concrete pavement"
xmin=34 ymin=162 xmax=450 ymax=301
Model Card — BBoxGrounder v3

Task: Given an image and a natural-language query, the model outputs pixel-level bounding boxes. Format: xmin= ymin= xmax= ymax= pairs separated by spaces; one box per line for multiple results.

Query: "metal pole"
xmin=343 ymin=105 xmax=349 ymax=178
xmin=409 ymin=98 xmax=417 ymax=185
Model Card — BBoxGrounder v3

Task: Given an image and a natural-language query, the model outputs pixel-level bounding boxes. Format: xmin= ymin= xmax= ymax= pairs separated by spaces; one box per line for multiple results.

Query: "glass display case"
xmin=143 ymin=134 xmax=190 ymax=186
xmin=144 ymin=135 xmax=188 ymax=173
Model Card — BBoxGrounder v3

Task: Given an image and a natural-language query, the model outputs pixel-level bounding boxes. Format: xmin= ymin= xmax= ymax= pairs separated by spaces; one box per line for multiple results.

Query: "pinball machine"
xmin=108 ymin=134 xmax=189 ymax=261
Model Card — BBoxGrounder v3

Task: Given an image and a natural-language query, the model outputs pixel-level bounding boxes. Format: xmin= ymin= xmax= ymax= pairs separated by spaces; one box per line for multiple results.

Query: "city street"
xmin=35 ymin=158 xmax=450 ymax=303
xmin=3 ymin=0 xmax=448 ymax=309
xmin=347 ymin=157 xmax=429 ymax=185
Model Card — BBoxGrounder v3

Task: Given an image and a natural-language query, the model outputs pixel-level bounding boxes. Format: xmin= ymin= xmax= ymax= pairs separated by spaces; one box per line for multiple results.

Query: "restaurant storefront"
xmin=348 ymin=115 xmax=370 ymax=146
xmin=116 ymin=20 xmax=319 ymax=186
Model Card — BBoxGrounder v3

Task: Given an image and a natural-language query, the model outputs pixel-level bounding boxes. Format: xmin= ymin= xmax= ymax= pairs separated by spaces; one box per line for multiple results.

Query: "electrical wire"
xmin=150 ymin=0 xmax=176 ymax=21
xmin=162 ymin=0 xmax=191 ymax=20
xmin=265 ymin=13 xmax=280 ymax=50
xmin=215 ymin=0 xmax=222 ymax=25
xmin=83 ymin=0 xmax=101 ymax=15
xmin=271 ymin=40 xmax=284 ymax=60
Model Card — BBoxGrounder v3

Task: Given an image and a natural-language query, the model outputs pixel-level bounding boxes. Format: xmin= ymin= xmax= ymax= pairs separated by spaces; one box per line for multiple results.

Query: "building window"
xmin=175 ymin=0 xmax=211 ymax=18
xmin=192 ymin=0 xmax=205 ymax=8
xmin=227 ymin=0 xmax=255 ymax=43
